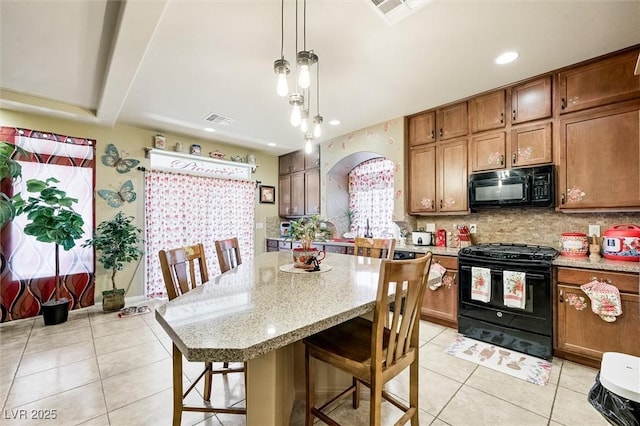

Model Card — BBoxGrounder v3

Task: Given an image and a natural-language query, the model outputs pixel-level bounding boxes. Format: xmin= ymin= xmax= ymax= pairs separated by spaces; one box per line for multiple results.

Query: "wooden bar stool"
xmin=158 ymin=243 xmax=246 ymax=425
xmin=354 ymin=237 xmax=396 ymax=260
xmin=304 ymin=252 xmax=433 ymax=425
xmin=215 ymin=237 xmax=242 ymax=273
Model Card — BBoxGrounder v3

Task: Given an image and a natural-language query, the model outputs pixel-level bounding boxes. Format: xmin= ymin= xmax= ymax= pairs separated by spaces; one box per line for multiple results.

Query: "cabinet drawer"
xmin=433 ymin=255 xmax=457 ymax=270
xmin=556 ymin=267 xmax=638 ymax=294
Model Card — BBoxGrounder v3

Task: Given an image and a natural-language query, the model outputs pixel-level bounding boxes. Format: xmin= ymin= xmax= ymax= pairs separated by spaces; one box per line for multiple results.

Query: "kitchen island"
xmin=155 ymin=250 xmax=439 ymax=425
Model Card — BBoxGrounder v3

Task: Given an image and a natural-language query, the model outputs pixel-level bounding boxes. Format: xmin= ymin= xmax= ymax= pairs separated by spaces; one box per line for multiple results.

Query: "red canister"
xmin=435 ymin=229 xmax=447 ymax=247
xmin=603 ymin=224 xmax=640 ymax=262
xmin=560 ymin=232 xmax=588 ymax=257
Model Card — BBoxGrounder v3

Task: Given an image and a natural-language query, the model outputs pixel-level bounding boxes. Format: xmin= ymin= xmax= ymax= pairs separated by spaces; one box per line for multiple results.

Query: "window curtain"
xmin=348 ymin=158 xmax=395 ymax=237
xmin=144 ymin=169 xmax=255 ymax=298
xmin=0 ymin=127 xmax=95 ymax=322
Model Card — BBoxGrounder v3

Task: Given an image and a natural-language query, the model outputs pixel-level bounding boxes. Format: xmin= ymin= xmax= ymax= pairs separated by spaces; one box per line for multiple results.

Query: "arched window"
xmin=348 ymin=157 xmax=394 ymax=237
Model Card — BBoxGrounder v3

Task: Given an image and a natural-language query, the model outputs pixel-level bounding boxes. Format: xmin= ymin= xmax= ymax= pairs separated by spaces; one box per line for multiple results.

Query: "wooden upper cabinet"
xmin=279 ymin=151 xmax=305 ymax=175
xmin=511 ymin=122 xmax=552 ymax=167
xmin=278 ymin=174 xmax=291 ymax=216
xmin=408 ymin=112 xmax=436 ymax=146
xmin=304 ymin=169 xmax=320 ymax=215
xmin=512 ymin=76 xmax=552 ymax=124
xmin=558 ymin=50 xmax=640 ymax=115
xmin=469 ymin=90 xmax=506 ymax=133
xmin=470 ymin=131 xmax=506 ymax=172
xmin=408 ymin=145 xmax=437 ymax=213
xmin=559 ymin=102 xmax=640 ymax=210
xmin=305 ymin=145 xmax=320 ymax=169
xmin=437 ymin=102 xmax=468 ymax=141
xmin=438 ymin=139 xmax=468 ymax=212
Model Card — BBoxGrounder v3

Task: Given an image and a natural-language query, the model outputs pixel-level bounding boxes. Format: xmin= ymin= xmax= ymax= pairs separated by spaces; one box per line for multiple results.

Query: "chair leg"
xmin=410 ymin=360 xmax=419 ymax=425
xmin=203 ymin=361 xmax=213 ymax=402
xmin=305 ymin=347 xmax=315 ymax=426
xmin=352 ymin=377 xmax=360 ymax=409
xmin=370 ymin=377 xmax=382 ymax=426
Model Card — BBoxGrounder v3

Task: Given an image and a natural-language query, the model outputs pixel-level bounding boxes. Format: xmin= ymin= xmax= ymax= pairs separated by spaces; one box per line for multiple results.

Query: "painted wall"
xmin=0 ymin=109 xmax=279 ymax=301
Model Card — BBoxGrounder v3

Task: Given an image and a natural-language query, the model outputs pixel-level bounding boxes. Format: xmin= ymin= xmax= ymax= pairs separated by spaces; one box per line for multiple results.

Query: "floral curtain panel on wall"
xmin=0 ymin=127 xmax=95 ymax=322
xmin=144 ymin=169 xmax=255 ymax=298
xmin=349 ymin=157 xmax=395 ymax=237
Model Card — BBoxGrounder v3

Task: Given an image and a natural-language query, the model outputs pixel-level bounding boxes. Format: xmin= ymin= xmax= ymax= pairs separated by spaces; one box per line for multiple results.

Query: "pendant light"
xmin=312 ymin=60 xmax=323 ymax=138
xmin=273 ymin=0 xmax=290 ymax=97
xmin=289 ymin=93 xmax=304 ymax=127
xmin=296 ymin=0 xmax=317 ymax=89
xmin=304 ymin=132 xmax=313 ymax=154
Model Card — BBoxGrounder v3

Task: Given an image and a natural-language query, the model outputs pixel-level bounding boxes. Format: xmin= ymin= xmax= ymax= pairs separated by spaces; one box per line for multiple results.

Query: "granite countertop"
xmin=155 ymin=251 xmax=441 ymax=363
xmin=268 ymin=237 xmax=640 ymax=274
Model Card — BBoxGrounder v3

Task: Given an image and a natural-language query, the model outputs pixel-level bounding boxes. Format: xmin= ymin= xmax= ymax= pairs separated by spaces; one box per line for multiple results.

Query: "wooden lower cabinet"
xmin=555 ymin=267 xmax=640 ymax=368
xmin=421 ymin=255 xmax=458 ymax=328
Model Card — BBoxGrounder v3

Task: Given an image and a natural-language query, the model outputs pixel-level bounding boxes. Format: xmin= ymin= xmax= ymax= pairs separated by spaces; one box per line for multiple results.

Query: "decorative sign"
xmin=148 ymin=148 xmax=253 ymax=180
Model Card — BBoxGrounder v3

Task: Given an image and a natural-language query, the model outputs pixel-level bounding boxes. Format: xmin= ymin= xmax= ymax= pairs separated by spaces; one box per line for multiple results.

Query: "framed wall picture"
xmin=259 ymin=185 xmax=275 ymax=204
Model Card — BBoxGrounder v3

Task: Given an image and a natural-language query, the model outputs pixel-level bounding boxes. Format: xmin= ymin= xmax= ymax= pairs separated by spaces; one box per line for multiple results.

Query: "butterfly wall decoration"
xmin=97 ymin=180 xmax=137 ymax=208
xmin=101 ymin=143 xmax=140 ymax=173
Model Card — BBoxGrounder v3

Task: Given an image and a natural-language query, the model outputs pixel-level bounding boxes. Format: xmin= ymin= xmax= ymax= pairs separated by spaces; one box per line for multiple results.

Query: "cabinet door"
xmin=421 ymin=255 xmax=458 ymax=328
xmin=511 ymin=76 xmax=552 ymax=124
xmin=559 ymin=103 xmax=640 ymax=209
xmin=511 ymin=122 xmax=552 ymax=167
xmin=278 ymin=175 xmax=291 ymax=216
xmin=438 ymin=139 xmax=468 ymax=212
xmin=290 ymin=172 xmax=305 ymax=216
xmin=437 ymin=102 xmax=468 ymax=141
xmin=469 ymin=90 xmax=505 ymax=133
xmin=470 ymin=131 xmax=506 ymax=172
xmin=408 ymin=145 xmax=436 ymax=213
xmin=558 ymin=50 xmax=640 ymax=114
xmin=304 ymin=169 xmax=320 ymax=215
xmin=305 ymin=145 xmax=320 ymax=170
xmin=408 ymin=111 xmax=436 ymax=146
xmin=556 ymin=284 xmax=640 ymax=360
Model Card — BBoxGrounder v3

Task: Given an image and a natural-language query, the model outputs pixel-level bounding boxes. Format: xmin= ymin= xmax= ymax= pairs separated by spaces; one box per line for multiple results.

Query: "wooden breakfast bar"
xmin=155 ymin=251 xmax=438 ymax=425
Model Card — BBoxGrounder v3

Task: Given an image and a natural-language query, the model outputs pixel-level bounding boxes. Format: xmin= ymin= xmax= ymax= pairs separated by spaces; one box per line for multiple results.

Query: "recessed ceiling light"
xmin=204 ymin=127 xmax=215 ymax=132
xmin=268 ymin=142 xmax=277 ymax=147
xmin=495 ymin=51 xmax=519 ymax=65
xmin=329 ymin=119 xmax=341 ymax=126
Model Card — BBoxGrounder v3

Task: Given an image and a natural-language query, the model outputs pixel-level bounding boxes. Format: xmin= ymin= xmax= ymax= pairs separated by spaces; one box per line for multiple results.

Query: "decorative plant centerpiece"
xmin=82 ymin=212 xmax=143 ymax=312
xmin=14 ymin=178 xmax=85 ymax=325
xmin=287 ymin=214 xmax=329 ymax=268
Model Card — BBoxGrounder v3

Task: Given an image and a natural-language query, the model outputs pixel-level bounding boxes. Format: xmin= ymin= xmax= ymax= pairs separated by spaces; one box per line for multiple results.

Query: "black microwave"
xmin=468 ymin=165 xmax=554 ymax=209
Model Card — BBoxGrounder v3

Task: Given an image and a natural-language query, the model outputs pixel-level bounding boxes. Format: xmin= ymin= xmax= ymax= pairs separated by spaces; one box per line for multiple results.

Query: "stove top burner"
xmin=459 ymin=243 xmax=559 ymax=262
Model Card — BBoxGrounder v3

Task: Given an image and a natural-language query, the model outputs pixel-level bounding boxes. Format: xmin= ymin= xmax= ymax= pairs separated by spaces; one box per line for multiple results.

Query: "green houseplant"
xmin=287 ymin=215 xmax=330 ymax=268
xmin=14 ymin=177 xmax=85 ymax=325
xmin=82 ymin=212 xmax=143 ymax=312
xmin=0 ymin=141 xmax=27 ymax=229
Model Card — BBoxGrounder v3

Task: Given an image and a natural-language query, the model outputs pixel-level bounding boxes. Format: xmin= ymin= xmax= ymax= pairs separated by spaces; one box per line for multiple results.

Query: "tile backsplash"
xmin=416 ymin=209 xmax=640 ymax=248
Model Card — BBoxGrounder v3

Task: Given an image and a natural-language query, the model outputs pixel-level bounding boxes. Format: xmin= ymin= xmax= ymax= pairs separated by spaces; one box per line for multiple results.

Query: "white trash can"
xmin=588 ymin=352 xmax=640 ymax=426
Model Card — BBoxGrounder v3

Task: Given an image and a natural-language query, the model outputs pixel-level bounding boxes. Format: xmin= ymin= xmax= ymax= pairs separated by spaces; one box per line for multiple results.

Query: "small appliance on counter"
xmin=603 ymin=224 xmax=640 ymax=262
xmin=435 ymin=229 xmax=447 ymax=247
xmin=280 ymin=221 xmax=291 ymax=237
xmin=411 ymin=229 xmax=432 ymax=246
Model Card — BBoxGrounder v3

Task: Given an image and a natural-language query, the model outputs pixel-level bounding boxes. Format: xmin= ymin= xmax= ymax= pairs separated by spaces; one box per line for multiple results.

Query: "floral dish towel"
xmin=580 ymin=280 xmax=622 ymax=322
xmin=503 ymin=270 xmax=526 ymax=309
xmin=471 ymin=267 xmax=491 ymax=303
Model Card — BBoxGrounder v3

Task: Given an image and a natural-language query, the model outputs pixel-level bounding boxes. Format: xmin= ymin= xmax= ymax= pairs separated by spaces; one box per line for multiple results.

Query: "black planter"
xmin=42 ymin=298 xmax=69 ymax=326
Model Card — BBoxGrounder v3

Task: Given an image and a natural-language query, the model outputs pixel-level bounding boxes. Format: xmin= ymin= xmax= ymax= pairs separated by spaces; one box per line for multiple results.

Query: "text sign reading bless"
xmin=149 ymin=149 xmax=253 ymax=180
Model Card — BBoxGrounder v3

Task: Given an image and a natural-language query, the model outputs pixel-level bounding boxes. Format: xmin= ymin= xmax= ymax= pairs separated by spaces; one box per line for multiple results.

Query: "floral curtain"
xmin=144 ymin=169 xmax=255 ymax=298
xmin=348 ymin=157 xmax=395 ymax=237
xmin=0 ymin=127 xmax=95 ymax=322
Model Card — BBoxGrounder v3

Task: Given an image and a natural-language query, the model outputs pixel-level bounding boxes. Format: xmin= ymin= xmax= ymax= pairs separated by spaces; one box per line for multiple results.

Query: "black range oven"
xmin=457 ymin=243 xmax=558 ymax=360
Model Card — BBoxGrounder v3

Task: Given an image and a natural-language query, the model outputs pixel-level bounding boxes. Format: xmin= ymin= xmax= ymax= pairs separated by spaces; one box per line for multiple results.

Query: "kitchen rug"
xmin=444 ymin=336 xmax=552 ymax=386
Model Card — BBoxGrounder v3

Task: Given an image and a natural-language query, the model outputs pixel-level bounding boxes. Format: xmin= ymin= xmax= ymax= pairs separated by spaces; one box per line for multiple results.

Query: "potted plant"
xmin=0 ymin=141 xmax=27 ymax=229
xmin=287 ymin=214 xmax=329 ymax=268
xmin=14 ymin=178 xmax=85 ymax=325
xmin=82 ymin=212 xmax=143 ymax=312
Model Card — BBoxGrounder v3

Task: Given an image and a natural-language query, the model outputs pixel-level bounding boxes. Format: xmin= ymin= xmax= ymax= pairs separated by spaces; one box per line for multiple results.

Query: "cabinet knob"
xmin=500 ymin=112 xmax=504 ymax=124
xmin=561 ymin=98 xmax=566 ymax=110
xmin=512 ymin=110 xmax=516 ymax=121
xmin=561 ymin=193 xmax=565 ymax=205
xmin=500 ymin=155 xmax=504 ymax=165
xmin=440 ymin=199 xmax=443 ymax=209
xmin=439 ymin=128 xmax=443 ymax=138
xmin=431 ymin=130 xmax=435 ymax=140
xmin=559 ymin=289 xmax=564 ymax=303
xmin=512 ymin=153 xmax=516 ymax=165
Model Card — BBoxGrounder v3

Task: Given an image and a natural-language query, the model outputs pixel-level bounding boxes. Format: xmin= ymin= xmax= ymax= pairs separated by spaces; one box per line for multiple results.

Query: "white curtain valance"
xmin=148 ymin=149 xmax=254 ymax=180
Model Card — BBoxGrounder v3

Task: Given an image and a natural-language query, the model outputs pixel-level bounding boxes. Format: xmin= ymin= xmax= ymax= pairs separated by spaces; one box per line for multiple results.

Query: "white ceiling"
xmin=1 ymin=0 xmax=639 ymax=156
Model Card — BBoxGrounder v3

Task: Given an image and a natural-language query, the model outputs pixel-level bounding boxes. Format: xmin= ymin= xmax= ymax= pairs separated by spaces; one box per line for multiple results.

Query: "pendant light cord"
xmin=316 ymin=60 xmax=320 ymax=114
xmin=303 ymin=0 xmax=307 ymax=51
xmin=279 ymin=0 xmax=285 ymax=59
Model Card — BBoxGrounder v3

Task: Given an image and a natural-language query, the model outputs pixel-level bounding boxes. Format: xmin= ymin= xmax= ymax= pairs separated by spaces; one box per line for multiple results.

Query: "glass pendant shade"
xmin=298 ymin=64 xmax=311 ymax=89
xmin=290 ymin=105 xmax=302 ymax=127
xmin=296 ymin=51 xmax=317 ymax=89
xmin=300 ymin=112 xmax=309 ymax=133
xmin=305 ymin=138 xmax=313 ymax=154
xmin=274 ymin=58 xmax=290 ymax=97
xmin=313 ymin=115 xmax=323 ymax=138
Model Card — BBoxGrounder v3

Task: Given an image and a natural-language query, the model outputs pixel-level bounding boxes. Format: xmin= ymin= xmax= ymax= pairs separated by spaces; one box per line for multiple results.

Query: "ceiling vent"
xmin=204 ymin=112 xmax=235 ymax=126
xmin=369 ymin=0 xmax=432 ymax=25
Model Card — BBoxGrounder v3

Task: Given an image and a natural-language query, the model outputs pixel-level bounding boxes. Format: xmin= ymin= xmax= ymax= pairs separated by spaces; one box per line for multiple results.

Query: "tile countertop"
xmin=269 ymin=238 xmax=640 ymax=274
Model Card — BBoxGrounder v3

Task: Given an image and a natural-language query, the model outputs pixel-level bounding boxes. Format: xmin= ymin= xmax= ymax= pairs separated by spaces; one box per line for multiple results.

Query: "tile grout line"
xmin=88 ymin=308 xmax=114 ymax=426
xmin=1 ymin=319 xmax=35 ymax=415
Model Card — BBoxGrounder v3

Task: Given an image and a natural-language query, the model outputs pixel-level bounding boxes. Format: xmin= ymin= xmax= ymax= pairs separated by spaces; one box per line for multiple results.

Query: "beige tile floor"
xmin=0 ymin=300 xmax=610 ymax=426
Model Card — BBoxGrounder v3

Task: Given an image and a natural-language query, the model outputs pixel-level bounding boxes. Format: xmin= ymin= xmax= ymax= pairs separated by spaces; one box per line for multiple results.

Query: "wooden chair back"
xmin=215 ymin=237 xmax=242 ymax=273
xmin=374 ymin=252 xmax=432 ymax=369
xmin=353 ymin=237 xmax=396 ymax=260
xmin=159 ymin=243 xmax=209 ymax=300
